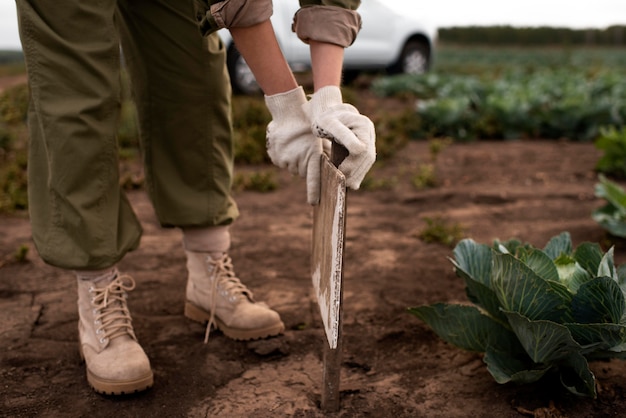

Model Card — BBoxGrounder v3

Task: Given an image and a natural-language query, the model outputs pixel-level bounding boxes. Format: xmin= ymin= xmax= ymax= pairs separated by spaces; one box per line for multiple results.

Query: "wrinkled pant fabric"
xmin=16 ymin=0 xmax=239 ymax=270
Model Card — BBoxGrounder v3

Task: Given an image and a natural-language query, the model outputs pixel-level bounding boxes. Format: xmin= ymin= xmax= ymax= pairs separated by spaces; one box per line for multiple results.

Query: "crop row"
xmin=373 ymin=69 xmax=626 ymax=142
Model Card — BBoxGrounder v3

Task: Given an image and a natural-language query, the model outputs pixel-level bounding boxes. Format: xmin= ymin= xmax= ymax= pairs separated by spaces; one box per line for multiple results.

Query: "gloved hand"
xmin=265 ymin=86 xmax=324 ymax=205
xmin=304 ymin=85 xmax=376 ymax=190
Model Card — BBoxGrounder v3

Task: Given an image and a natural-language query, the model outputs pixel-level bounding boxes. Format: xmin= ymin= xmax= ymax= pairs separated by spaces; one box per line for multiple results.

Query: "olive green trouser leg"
xmin=16 ymin=0 xmax=237 ymax=270
xmin=117 ymin=0 xmax=238 ymax=229
xmin=17 ymin=0 xmax=140 ymax=270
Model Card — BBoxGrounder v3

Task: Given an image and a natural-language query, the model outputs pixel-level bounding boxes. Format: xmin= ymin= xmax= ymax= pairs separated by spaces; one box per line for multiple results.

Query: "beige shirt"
xmin=196 ymin=0 xmax=362 ymax=47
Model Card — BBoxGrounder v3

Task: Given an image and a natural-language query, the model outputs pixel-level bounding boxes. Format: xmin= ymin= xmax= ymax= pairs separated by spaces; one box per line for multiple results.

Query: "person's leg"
xmin=116 ymin=0 xmax=283 ymax=341
xmin=17 ymin=1 xmax=142 ymax=271
xmin=16 ymin=0 xmax=152 ymax=394
xmin=117 ymin=0 xmax=237 ymax=227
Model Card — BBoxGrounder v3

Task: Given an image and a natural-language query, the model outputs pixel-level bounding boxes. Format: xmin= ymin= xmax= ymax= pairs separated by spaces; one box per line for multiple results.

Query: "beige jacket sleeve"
xmin=292 ymin=0 xmax=362 ymax=47
xmin=195 ymin=0 xmax=273 ymax=36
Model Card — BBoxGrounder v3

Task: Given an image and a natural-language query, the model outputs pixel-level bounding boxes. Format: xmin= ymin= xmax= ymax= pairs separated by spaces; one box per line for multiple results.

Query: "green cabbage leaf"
xmin=593 ymin=174 xmax=626 ymax=238
xmin=409 ymin=232 xmax=626 ymax=397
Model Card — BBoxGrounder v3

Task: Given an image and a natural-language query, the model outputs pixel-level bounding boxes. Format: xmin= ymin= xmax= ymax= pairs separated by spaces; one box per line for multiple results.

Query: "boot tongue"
xmin=75 ymin=268 xmax=117 ymax=284
xmin=208 ymin=252 xmax=225 ymax=261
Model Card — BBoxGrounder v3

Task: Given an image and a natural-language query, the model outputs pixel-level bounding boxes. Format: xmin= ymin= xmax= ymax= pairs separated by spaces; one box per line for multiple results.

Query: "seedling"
xmin=233 ymin=171 xmax=277 ymax=193
xmin=417 ymin=216 xmax=464 ymax=247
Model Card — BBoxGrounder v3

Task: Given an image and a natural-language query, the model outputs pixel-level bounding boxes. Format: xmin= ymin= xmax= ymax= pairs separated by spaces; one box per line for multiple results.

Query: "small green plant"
xmin=0 ymin=84 xmax=30 ymax=213
xmin=14 ymin=243 xmax=29 ymax=262
xmin=428 ymin=137 xmax=453 ymax=162
xmin=410 ymin=138 xmax=452 ymax=190
xmin=595 ymin=126 xmax=626 ymax=179
xmin=0 ymin=149 xmax=28 ymax=212
xmin=359 ymin=172 xmax=398 ymax=190
xmin=369 ymin=109 xmax=421 ymax=160
xmin=411 ymin=163 xmax=437 ymax=189
xmin=417 ymin=216 xmax=464 ymax=247
xmin=592 ymin=174 xmax=626 ymax=237
xmin=232 ymin=96 xmax=272 ymax=165
xmin=0 ymin=83 xmax=29 ymax=126
xmin=233 ymin=170 xmax=277 ymax=192
xmin=410 ymin=232 xmax=626 ymax=398
xmin=0 ymin=243 xmax=29 ymax=268
xmin=0 ymin=120 xmax=13 ymax=152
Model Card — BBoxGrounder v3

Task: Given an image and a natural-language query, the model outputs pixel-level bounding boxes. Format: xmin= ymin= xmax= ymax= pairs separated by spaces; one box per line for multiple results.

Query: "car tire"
xmin=342 ymin=69 xmax=361 ymax=85
xmin=388 ymin=39 xmax=430 ymax=75
xmin=226 ymin=44 xmax=262 ymax=96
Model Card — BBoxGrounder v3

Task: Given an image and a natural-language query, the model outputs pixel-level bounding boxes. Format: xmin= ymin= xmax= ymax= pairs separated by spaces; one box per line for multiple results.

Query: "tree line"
xmin=0 ymin=51 xmax=24 ymax=64
xmin=438 ymin=25 xmax=626 ymax=46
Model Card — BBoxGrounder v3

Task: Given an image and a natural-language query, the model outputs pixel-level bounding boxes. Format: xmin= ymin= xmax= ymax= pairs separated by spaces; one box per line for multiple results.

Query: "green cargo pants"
xmin=16 ymin=0 xmax=239 ymax=270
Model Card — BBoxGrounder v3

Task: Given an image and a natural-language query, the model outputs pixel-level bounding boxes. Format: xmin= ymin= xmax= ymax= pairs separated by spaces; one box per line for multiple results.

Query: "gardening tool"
xmin=311 ymin=141 xmax=348 ymax=412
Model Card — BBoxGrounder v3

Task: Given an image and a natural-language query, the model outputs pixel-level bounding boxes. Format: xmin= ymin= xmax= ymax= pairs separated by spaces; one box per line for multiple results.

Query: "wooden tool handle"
xmin=331 ymin=141 xmax=348 ymax=168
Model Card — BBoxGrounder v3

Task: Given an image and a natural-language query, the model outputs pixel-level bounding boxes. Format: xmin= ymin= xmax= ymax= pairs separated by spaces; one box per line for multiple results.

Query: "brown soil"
xmin=3 ymin=90 xmax=626 ymax=417
xmin=0 ymin=74 xmax=27 ymax=93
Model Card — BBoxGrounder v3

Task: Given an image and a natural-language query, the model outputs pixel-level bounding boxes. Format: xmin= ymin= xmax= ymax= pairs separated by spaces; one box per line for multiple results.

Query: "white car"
xmin=218 ymin=0 xmax=437 ymax=95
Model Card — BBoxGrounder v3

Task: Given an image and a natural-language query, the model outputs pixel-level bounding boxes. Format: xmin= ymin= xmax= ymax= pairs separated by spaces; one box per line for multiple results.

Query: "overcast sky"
xmin=1 ymin=0 xmax=625 ymax=50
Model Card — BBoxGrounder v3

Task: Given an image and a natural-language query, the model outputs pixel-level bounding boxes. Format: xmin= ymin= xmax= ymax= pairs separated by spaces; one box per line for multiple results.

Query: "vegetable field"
xmin=373 ymin=46 xmax=626 ymax=142
xmin=5 ymin=45 xmax=626 ymax=417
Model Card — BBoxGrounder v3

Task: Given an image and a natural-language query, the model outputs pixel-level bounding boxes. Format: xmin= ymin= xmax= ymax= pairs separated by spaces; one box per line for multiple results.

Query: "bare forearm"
xmin=229 ymin=21 xmax=298 ymax=95
xmin=309 ymin=40 xmax=344 ymax=91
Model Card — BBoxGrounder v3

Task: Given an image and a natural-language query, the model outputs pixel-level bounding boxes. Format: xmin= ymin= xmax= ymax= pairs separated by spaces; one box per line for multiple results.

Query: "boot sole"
xmin=86 ymin=370 xmax=154 ymax=395
xmin=184 ymin=301 xmax=285 ymax=341
xmin=78 ymin=344 xmax=154 ymax=395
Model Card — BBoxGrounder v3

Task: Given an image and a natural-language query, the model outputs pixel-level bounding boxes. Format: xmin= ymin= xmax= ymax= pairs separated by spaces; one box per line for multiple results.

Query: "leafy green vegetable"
xmin=593 ymin=174 xmax=626 ymax=238
xmin=373 ymin=69 xmax=626 ymax=142
xmin=595 ymin=126 xmax=626 ymax=179
xmin=409 ymin=232 xmax=626 ymax=397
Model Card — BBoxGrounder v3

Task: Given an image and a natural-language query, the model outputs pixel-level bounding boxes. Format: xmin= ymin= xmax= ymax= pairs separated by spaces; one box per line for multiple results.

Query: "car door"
xmin=271 ymin=0 xmax=311 ymax=71
xmin=344 ymin=0 xmax=398 ymax=68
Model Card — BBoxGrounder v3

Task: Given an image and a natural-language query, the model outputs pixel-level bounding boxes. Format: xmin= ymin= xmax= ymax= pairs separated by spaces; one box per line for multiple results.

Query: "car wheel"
xmin=342 ymin=69 xmax=361 ymax=85
xmin=389 ymin=39 xmax=430 ymax=75
xmin=226 ymin=45 xmax=262 ymax=95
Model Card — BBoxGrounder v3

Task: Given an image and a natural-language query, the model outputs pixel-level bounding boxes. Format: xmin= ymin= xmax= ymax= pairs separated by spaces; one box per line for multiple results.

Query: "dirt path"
xmin=2 ymin=140 xmax=626 ymax=417
xmin=0 ymin=74 xmax=27 ymax=94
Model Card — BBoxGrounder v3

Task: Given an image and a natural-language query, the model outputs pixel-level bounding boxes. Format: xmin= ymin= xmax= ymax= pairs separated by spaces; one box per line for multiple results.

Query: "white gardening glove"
xmin=265 ymin=86 xmax=324 ymax=205
xmin=304 ymin=86 xmax=376 ymax=190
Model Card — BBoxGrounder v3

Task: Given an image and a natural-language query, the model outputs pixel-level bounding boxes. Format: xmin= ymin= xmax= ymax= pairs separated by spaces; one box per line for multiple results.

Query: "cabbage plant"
xmin=409 ymin=232 xmax=626 ymax=398
xmin=593 ymin=174 xmax=626 ymax=238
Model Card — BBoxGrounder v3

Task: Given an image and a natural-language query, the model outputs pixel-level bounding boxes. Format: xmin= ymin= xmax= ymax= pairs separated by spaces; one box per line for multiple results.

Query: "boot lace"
xmin=89 ymin=275 xmax=137 ymax=345
xmin=204 ymin=254 xmax=253 ymax=343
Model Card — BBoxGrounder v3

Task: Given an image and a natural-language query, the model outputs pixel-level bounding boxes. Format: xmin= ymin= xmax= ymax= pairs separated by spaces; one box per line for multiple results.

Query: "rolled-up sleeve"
xmin=292 ymin=0 xmax=362 ymax=47
xmin=195 ymin=0 xmax=273 ymax=36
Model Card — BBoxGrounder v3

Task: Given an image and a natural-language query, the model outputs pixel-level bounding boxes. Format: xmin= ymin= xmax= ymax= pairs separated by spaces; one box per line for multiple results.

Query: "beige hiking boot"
xmin=184 ymin=251 xmax=285 ymax=342
xmin=77 ymin=273 xmax=153 ymax=395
